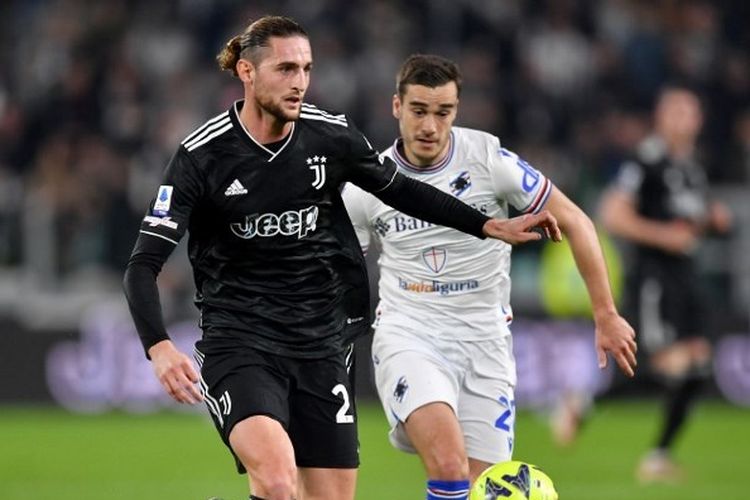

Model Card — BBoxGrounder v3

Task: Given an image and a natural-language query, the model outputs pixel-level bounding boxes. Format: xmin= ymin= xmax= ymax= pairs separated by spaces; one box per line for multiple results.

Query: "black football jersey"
xmin=125 ymin=101 xmax=489 ymax=358
xmin=612 ymin=135 xmax=709 ymax=261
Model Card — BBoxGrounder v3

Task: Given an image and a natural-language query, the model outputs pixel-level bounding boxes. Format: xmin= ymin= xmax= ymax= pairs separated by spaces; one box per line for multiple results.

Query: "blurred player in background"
xmin=122 ymin=17 xmax=562 ymax=500
xmin=600 ymin=84 xmax=732 ymax=483
xmin=343 ymin=54 xmax=637 ymax=500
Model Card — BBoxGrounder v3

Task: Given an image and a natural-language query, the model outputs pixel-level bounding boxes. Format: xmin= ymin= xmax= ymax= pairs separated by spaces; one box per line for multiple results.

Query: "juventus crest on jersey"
xmin=343 ymin=126 xmax=552 ymax=341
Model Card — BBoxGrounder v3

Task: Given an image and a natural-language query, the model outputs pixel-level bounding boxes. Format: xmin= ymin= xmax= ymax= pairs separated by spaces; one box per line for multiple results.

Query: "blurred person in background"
xmin=123 ymin=16 xmax=562 ymax=500
xmin=343 ymin=54 xmax=637 ymax=500
xmin=599 ymin=83 xmax=732 ymax=483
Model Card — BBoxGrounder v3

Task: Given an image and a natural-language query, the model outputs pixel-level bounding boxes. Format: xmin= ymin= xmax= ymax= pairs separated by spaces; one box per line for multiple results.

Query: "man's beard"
xmin=256 ymin=94 xmax=300 ymax=123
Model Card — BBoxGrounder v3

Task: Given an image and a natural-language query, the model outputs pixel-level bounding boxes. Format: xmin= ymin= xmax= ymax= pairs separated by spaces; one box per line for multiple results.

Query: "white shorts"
xmin=372 ymin=318 xmax=517 ymax=464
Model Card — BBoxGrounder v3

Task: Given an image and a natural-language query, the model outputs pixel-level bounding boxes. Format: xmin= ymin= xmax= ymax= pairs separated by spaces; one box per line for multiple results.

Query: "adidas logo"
xmin=224 ymin=179 xmax=248 ymax=196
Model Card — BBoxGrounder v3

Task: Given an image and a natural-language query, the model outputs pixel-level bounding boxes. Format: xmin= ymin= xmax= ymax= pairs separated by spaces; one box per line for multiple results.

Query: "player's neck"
xmin=663 ymin=135 xmax=695 ymax=161
xmin=239 ymin=100 xmax=293 ymax=144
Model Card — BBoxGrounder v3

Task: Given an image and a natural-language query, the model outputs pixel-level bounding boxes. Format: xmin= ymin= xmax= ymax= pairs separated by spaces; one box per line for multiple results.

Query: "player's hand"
xmin=148 ymin=340 xmax=203 ymax=404
xmin=708 ymin=201 xmax=732 ymax=234
xmin=482 ymin=210 xmax=563 ymax=245
xmin=658 ymin=220 xmax=699 ymax=255
xmin=594 ymin=312 xmax=637 ymax=377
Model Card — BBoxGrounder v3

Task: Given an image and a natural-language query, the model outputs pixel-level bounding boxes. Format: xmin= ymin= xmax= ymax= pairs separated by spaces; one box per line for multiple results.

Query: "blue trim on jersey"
xmin=392 ymin=132 xmax=455 ymax=174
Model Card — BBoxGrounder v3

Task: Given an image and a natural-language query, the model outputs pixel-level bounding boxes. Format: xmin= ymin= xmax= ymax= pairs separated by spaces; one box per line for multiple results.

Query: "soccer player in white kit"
xmin=343 ymin=54 xmax=638 ymax=500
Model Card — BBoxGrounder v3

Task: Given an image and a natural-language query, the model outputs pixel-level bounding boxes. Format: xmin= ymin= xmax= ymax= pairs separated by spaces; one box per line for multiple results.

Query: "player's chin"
xmin=414 ymin=145 xmax=440 ymax=163
xmin=280 ymin=101 xmax=302 ymax=120
xmin=284 ymin=103 xmax=301 ymax=117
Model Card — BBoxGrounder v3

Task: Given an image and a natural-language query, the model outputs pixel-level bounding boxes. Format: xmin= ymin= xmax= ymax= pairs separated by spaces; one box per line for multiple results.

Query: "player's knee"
xmin=650 ymin=346 xmax=691 ymax=379
xmin=424 ymin=449 xmax=469 ymax=480
xmin=250 ymin=466 xmax=297 ymax=500
xmin=243 ymin=455 xmax=297 ymax=500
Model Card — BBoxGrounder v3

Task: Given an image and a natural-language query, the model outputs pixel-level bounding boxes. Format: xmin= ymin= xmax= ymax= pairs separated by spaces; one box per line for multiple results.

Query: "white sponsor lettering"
xmin=143 ymin=216 xmax=178 ymax=230
xmin=230 ymin=205 xmax=319 ymax=240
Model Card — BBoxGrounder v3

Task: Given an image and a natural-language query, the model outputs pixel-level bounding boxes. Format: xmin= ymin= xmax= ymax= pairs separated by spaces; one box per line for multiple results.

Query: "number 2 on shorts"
xmin=331 ymin=383 xmax=354 ymax=423
xmin=494 ymin=396 xmax=515 ymax=432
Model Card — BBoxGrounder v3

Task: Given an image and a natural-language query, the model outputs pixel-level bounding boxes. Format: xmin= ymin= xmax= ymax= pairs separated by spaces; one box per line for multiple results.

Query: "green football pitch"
xmin=0 ymin=400 xmax=747 ymax=499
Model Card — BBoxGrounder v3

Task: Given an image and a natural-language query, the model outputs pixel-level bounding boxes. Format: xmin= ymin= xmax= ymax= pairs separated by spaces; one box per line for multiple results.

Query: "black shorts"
xmin=630 ymin=257 xmax=708 ymax=353
xmin=194 ymin=339 xmax=358 ymax=472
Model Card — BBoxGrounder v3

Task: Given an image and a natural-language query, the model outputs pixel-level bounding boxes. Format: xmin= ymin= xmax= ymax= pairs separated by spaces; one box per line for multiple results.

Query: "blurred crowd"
xmin=0 ymin=0 xmax=748 ymax=325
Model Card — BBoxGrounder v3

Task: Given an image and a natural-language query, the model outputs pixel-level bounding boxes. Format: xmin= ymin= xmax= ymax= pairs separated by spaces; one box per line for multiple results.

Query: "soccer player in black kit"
xmin=600 ymin=85 xmax=732 ymax=483
xmin=123 ymin=16 xmax=561 ymax=500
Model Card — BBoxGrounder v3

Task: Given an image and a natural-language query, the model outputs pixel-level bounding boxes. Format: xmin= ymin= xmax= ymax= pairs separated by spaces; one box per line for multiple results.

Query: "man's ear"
xmin=236 ymin=58 xmax=255 ymax=85
xmin=392 ymin=94 xmax=402 ymax=120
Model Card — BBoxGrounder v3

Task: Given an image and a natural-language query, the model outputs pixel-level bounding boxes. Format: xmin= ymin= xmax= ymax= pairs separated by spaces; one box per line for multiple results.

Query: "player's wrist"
xmin=147 ymin=339 xmax=175 ymax=360
xmin=592 ymin=306 xmax=619 ymax=324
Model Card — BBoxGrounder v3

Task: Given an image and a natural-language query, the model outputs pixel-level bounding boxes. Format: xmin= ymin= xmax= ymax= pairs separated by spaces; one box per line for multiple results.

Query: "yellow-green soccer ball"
xmin=470 ymin=460 xmax=559 ymax=500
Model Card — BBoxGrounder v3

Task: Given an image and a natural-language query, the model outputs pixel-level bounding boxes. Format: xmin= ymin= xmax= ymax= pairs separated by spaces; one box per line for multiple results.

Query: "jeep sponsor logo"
xmin=230 ymin=205 xmax=319 ymax=239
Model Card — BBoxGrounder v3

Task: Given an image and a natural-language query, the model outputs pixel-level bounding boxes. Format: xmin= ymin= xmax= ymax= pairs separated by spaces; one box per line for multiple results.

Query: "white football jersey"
xmin=342 ymin=126 xmax=552 ymax=340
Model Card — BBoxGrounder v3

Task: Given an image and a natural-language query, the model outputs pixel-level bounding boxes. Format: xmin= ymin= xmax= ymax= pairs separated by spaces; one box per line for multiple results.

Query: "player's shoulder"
xmin=634 ymin=135 xmax=669 ymax=169
xmin=381 ymin=141 xmax=396 ymax=161
xmin=450 ymin=126 xmax=506 ymax=166
xmin=298 ymin=102 xmax=359 ymax=151
xmin=451 ymin=126 xmax=503 ymax=158
xmin=452 ymin=125 xmax=499 ymax=145
xmin=612 ymin=136 xmax=668 ymax=191
xmin=179 ymin=109 xmax=234 ymax=154
xmin=299 ymin=102 xmax=350 ymax=129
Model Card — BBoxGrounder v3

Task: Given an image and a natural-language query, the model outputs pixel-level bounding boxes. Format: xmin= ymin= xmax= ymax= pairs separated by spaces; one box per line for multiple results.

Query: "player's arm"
xmin=376 ymin=173 xmax=561 ymax=243
xmin=122 ymin=147 xmax=203 ymax=404
xmin=343 ymin=126 xmax=560 ymax=245
xmin=123 ymin=233 xmax=202 ymax=404
xmin=545 ymin=187 xmax=637 ymax=377
xmin=599 ymin=187 xmax=698 ymax=255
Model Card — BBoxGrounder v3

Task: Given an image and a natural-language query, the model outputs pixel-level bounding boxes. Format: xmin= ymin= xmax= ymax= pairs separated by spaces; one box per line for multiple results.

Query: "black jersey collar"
xmin=231 ymin=100 xmax=296 ymax=162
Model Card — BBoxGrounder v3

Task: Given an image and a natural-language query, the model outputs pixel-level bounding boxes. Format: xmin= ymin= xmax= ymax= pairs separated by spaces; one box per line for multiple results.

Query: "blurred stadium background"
xmin=0 ymin=0 xmax=748 ymax=499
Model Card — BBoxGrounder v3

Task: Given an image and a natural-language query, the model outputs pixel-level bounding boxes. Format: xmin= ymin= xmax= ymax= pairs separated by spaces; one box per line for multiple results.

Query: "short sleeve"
xmin=611 ymin=160 xmax=644 ymax=198
xmin=488 ymin=141 xmax=553 ymax=214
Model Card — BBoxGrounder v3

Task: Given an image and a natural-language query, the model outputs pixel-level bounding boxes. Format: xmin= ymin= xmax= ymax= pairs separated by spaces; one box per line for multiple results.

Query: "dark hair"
xmin=217 ymin=15 xmax=308 ymax=76
xmin=396 ymin=54 xmax=462 ymax=98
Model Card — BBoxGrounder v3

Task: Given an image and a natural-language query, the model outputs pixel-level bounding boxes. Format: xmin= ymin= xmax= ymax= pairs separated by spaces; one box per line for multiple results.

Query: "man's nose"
xmin=421 ymin=115 xmax=437 ymax=135
xmin=292 ymin=68 xmax=308 ymax=91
